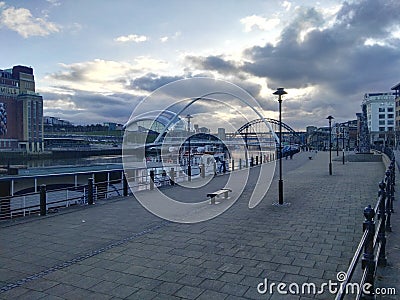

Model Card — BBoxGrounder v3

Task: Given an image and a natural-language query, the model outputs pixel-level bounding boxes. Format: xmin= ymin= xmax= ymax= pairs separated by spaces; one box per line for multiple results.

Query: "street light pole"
xmin=273 ymin=88 xmax=287 ymax=205
xmin=186 ymin=114 xmax=192 ymax=182
xmin=327 ymin=116 xmax=334 ymax=175
xmin=342 ymin=124 xmax=345 ymax=165
xmin=336 ymin=125 xmax=339 ymax=156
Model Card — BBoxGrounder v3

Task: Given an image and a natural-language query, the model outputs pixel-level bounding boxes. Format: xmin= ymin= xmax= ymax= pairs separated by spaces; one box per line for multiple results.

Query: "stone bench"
xmin=207 ymin=188 xmax=232 ymax=204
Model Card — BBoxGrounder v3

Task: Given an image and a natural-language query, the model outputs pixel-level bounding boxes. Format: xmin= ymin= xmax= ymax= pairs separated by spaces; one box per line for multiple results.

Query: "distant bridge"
xmin=231 ymin=118 xmax=303 ymax=146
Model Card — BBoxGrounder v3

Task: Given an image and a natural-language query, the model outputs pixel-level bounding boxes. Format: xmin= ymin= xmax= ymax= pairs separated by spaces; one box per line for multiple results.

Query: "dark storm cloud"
xmin=184 ymin=0 xmax=400 ymax=128
xmin=128 ymin=73 xmax=186 ymax=92
xmin=242 ymin=0 xmax=400 ymax=92
xmin=186 ymin=55 xmax=239 ymax=75
xmin=50 ymin=69 xmax=86 ymax=82
xmin=43 ymin=89 xmax=143 ymax=125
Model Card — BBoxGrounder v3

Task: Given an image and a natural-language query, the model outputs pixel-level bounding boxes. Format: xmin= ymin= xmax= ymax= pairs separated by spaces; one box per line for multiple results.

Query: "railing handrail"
xmin=335 ymin=155 xmax=395 ymax=300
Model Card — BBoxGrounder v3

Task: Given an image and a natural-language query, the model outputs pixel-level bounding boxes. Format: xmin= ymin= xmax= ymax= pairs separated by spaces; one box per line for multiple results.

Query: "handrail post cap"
xmin=364 ymin=205 xmax=375 ymax=220
xmin=379 ymin=180 xmax=386 ymax=190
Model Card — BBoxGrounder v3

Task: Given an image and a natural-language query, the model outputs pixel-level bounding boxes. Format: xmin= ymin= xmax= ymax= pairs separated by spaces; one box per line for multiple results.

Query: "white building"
xmin=363 ymin=92 xmax=396 ymax=145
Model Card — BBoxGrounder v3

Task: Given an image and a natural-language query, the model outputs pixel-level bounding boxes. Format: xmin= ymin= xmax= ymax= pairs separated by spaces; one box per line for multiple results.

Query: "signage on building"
xmin=0 ymin=84 xmax=19 ymax=96
xmin=0 ymin=102 xmax=6 ymax=135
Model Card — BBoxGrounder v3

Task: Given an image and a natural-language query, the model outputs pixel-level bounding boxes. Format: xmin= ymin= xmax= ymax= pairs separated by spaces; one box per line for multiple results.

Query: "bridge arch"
xmin=236 ymin=118 xmax=302 ymax=146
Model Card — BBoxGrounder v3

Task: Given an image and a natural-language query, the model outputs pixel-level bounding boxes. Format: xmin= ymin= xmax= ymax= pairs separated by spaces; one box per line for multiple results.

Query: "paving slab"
xmin=0 ymin=151 xmax=392 ymax=299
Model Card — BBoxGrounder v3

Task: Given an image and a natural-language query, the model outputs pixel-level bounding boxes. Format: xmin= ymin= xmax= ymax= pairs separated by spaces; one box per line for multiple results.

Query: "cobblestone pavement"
xmin=0 ymin=151 xmax=391 ymax=300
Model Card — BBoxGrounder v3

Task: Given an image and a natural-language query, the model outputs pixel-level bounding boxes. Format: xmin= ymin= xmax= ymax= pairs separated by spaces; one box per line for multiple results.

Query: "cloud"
xmin=282 ymin=1 xmax=292 ymax=11
xmin=128 ymin=73 xmax=187 ymax=92
xmin=183 ymin=0 xmax=400 ymax=128
xmin=186 ymin=55 xmax=240 ymax=75
xmin=0 ymin=5 xmax=60 ymax=38
xmin=45 ymin=57 xmax=169 ymax=94
xmin=114 ymin=34 xmax=148 ymax=43
xmin=240 ymin=15 xmax=280 ymax=32
xmin=46 ymin=0 xmax=61 ymax=6
xmin=159 ymin=31 xmax=181 ymax=43
xmin=42 ymin=90 xmax=143 ymax=125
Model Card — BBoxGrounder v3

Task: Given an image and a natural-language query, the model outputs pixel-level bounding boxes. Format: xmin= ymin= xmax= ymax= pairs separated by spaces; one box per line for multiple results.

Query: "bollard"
xmin=362 ymin=205 xmax=376 ymax=298
xmin=162 ymin=170 xmax=167 ymax=186
xmin=40 ymin=184 xmax=46 ymax=216
xmin=255 ymin=156 xmax=258 ymax=165
xmin=200 ymin=164 xmax=205 ymax=178
xmin=123 ymin=173 xmax=128 ymax=196
xmin=213 ymin=161 xmax=217 ymax=175
xmin=377 ymin=181 xmax=387 ymax=266
xmin=169 ymin=168 xmax=175 ymax=185
xmin=250 ymin=156 xmax=254 ymax=167
xmin=88 ymin=178 xmax=94 ymax=205
xmin=188 ymin=165 xmax=192 ymax=182
xmin=239 ymin=158 xmax=242 ymax=170
xmin=150 ymin=170 xmax=155 ymax=190
xmin=231 ymin=160 xmax=234 ymax=171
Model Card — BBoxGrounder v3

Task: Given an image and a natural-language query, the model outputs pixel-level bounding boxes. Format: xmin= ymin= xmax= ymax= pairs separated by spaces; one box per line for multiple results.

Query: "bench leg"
xmin=224 ymin=191 xmax=228 ymax=199
xmin=210 ymin=197 xmax=215 ymax=204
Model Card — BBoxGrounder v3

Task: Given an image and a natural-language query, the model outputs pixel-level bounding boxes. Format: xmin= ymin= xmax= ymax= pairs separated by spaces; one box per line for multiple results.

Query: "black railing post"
xmin=40 ymin=184 xmax=47 ymax=216
xmin=169 ymin=168 xmax=175 ymax=185
xmin=150 ymin=170 xmax=155 ymax=190
xmin=362 ymin=205 xmax=376 ymax=298
xmin=392 ymin=158 xmax=396 ymax=186
xmin=123 ymin=173 xmax=128 ymax=197
xmin=390 ymin=159 xmax=395 ymax=214
xmin=88 ymin=178 xmax=94 ymax=205
xmin=386 ymin=167 xmax=393 ymax=232
xmin=377 ymin=181 xmax=387 ymax=266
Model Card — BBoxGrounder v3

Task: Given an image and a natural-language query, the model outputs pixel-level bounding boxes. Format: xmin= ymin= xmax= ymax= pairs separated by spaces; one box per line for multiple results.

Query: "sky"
xmin=1 ymin=0 xmax=399 ymax=131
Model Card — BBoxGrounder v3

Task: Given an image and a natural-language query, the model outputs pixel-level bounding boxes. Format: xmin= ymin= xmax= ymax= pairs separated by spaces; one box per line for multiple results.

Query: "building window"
xmin=388 ymin=114 xmax=394 ymax=119
xmin=388 ymin=107 xmax=394 ymax=112
xmin=379 ymin=108 xmax=385 ymax=112
xmin=388 ymin=120 xmax=394 ymax=125
xmin=388 ymin=127 xmax=394 ymax=131
xmin=379 ymin=114 xmax=385 ymax=119
xmin=379 ymin=127 xmax=385 ymax=131
xmin=379 ymin=120 xmax=385 ymax=125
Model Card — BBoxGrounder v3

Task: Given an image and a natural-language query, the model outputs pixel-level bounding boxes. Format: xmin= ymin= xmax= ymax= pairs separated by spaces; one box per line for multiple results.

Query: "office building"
xmin=392 ymin=82 xmax=400 ymax=148
xmin=362 ymin=92 xmax=396 ymax=146
xmin=0 ymin=65 xmax=43 ymax=152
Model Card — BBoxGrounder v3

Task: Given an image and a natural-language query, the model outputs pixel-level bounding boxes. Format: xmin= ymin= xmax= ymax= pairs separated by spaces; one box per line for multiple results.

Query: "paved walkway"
xmin=374 ymin=151 xmax=400 ymax=299
xmin=0 ymin=151 xmax=395 ymax=300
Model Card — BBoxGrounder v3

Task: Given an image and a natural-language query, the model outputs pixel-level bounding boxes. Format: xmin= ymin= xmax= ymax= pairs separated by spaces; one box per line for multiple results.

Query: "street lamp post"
xmin=273 ymin=88 xmax=287 ymax=205
xmin=327 ymin=116 xmax=334 ymax=175
xmin=186 ymin=114 xmax=192 ymax=181
xmin=336 ymin=126 xmax=339 ymax=156
xmin=342 ymin=124 xmax=346 ymax=165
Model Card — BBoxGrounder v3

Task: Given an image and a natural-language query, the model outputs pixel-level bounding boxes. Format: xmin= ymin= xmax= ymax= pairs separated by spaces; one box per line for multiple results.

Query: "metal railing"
xmin=0 ymin=155 xmax=275 ymax=220
xmin=335 ymin=157 xmax=395 ymax=300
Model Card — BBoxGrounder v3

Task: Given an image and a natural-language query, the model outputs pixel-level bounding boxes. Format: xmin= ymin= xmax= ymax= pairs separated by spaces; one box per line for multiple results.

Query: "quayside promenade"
xmin=0 ymin=151 xmax=398 ymax=299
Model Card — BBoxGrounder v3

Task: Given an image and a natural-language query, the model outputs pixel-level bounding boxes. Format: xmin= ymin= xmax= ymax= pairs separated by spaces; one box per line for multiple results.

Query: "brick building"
xmin=0 ymin=65 xmax=43 ymax=152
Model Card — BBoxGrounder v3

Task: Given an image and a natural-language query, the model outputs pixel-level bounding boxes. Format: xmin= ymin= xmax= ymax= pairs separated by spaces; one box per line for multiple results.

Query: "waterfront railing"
xmin=0 ymin=155 xmax=274 ymax=220
xmin=335 ymin=156 xmax=396 ymax=300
